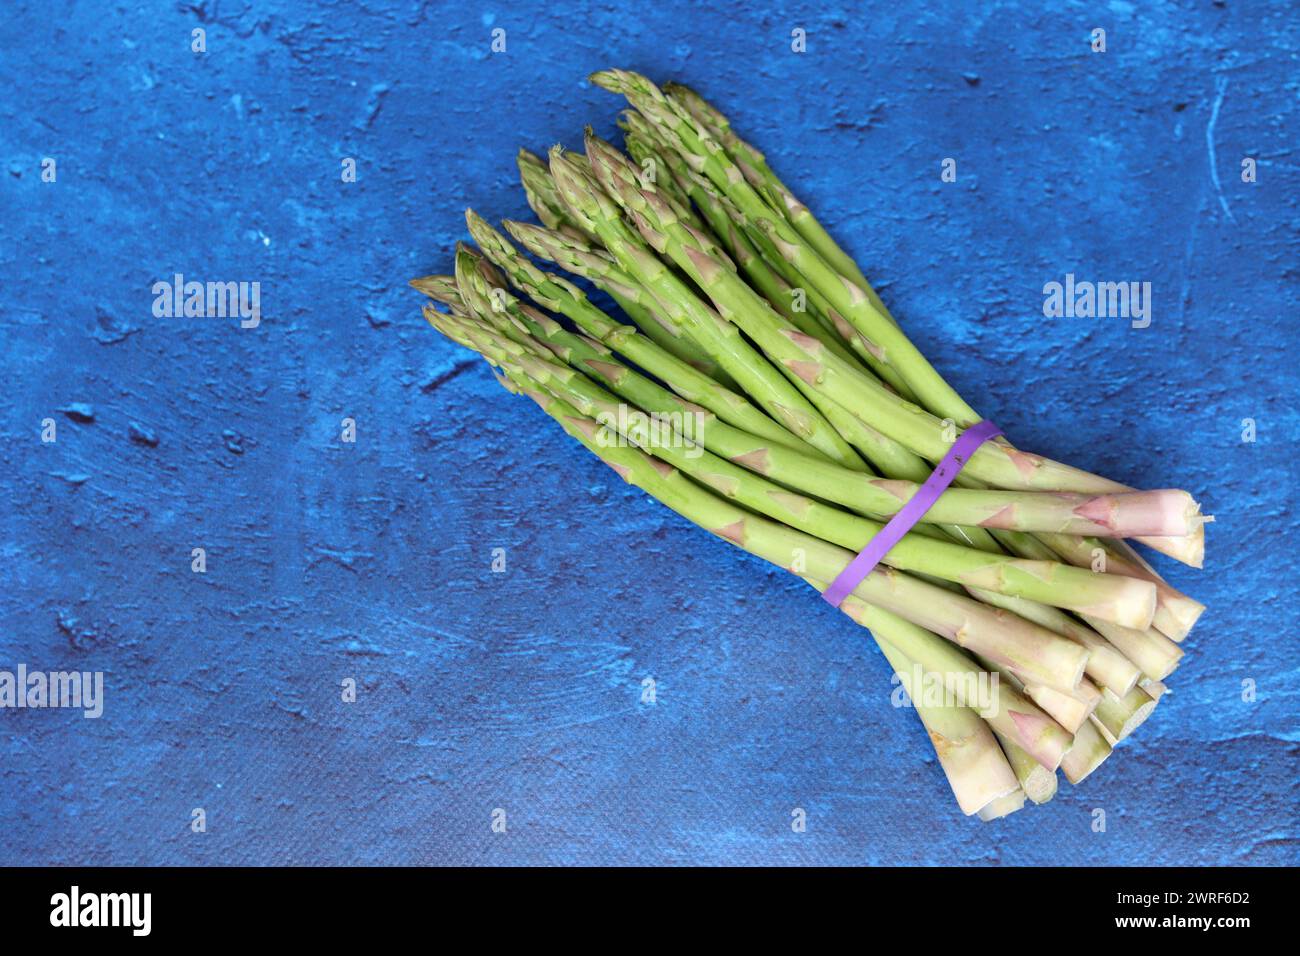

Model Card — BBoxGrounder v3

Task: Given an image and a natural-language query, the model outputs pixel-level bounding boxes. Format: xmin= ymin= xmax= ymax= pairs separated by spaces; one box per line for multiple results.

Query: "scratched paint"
xmin=1 ymin=1 xmax=1297 ymax=865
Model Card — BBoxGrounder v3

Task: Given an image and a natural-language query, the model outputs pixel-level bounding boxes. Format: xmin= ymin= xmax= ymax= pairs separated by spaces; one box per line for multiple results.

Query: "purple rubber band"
xmin=821 ymin=420 xmax=1004 ymax=608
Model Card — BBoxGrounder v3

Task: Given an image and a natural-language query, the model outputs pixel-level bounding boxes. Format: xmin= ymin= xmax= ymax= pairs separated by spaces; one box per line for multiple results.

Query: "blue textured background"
xmin=2 ymin=1 xmax=1297 ymax=865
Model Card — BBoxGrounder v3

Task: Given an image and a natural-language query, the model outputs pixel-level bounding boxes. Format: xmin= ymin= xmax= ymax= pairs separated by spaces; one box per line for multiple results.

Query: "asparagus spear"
xmin=517 ymin=148 xmax=589 ymax=239
xmin=1038 ymin=532 xmax=1206 ymax=640
xmin=581 ymin=128 xmax=1199 ymax=517
xmin=969 ymin=648 xmax=1099 ymax=732
xmin=1025 ymin=681 xmax=1101 ymax=734
xmin=590 ymin=68 xmax=981 ymax=426
xmin=547 ymin=145 xmax=870 ymax=470
xmin=461 ymin=214 xmax=818 ymax=456
xmin=977 ymin=790 xmax=1029 ymax=821
xmin=517 ymin=149 xmax=733 ymax=382
xmin=994 ymin=733 xmax=1059 ymax=804
xmin=875 ymin=637 xmax=1021 ymax=817
xmin=964 ymin=587 xmax=1142 ymax=697
xmin=1059 ymin=718 xmax=1113 ymax=785
xmin=505 ymin=216 xmax=954 ymax=489
xmin=433 ymin=259 xmax=1196 ymax=554
xmin=410 ymin=274 xmax=463 ymax=304
xmin=441 ymin=322 xmax=1092 ymax=695
xmin=1092 ymin=685 xmax=1160 ymax=744
xmin=662 ymin=80 xmax=886 ymax=306
xmin=620 ymin=112 xmax=868 ymax=370
xmin=829 ymin=592 xmax=1072 ymax=770
xmin=1078 ymin=612 xmax=1184 ymax=682
xmin=597 ymin=71 xmax=1207 ymax=568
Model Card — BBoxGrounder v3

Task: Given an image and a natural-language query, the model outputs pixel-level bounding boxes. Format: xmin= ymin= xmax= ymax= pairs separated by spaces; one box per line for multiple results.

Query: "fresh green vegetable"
xmin=413 ymin=69 xmax=1208 ymax=819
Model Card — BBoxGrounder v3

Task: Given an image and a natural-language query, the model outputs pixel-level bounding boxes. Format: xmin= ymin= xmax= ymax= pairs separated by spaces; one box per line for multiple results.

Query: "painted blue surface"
xmin=1 ymin=1 xmax=1297 ymax=866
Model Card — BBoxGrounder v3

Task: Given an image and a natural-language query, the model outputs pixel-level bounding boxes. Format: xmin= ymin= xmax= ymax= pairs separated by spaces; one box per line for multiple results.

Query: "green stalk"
xmin=1092 ymin=686 xmax=1159 ymax=745
xmin=518 ymin=147 xmax=589 ymax=239
xmin=625 ymin=126 xmax=864 ymax=370
xmin=516 ymin=153 xmax=734 ymax=381
xmin=977 ymin=790 xmax=1028 ymax=822
xmin=460 ymin=305 xmax=1158 ymax=629
xmin=410 ymin=274 xmax=463 ymax=304
xmin=594 ymin=70 xmax=1205 ymax=569
xmin=500 ymin=216 xmax=711 ymax=360
xmin=832 ymin=593 xmax=1071 ymax=769
xmin=582 ymin=129 xmax=1179 ymax=509
xmin=591 ymin=69 xmax=978 ymax=421
xmin=874 ymin=636 xmax=1021 ymax=816
xmin=662 ymin=81 xmax=886 ymax=309
xmin=1022 ymin=680 xmax=1101 ymax=735
xmin=964 ymin=587 xmax=1141 ymax=697
xmin=463 ymin=213 xmax=817 ymax=457
xmin=547 ymin=146 xmax=868 ymax=470
xmin=995 ymin=733 xmax=1058 ymax=804
xmin=1038 ymin=532 xmax=1206 ymax=640
xmin=1059 ymin=718 xmax=1113 ymax=785
xmin=972 ymin=651 xmax=1099 ymax=735
xmin=435 ymin=324 xmax=1093 ymax=695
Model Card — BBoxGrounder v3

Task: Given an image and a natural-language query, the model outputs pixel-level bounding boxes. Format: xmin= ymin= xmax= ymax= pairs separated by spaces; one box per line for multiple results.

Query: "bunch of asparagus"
xmin=413 ymin=70 xmax=1209 ymax=820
